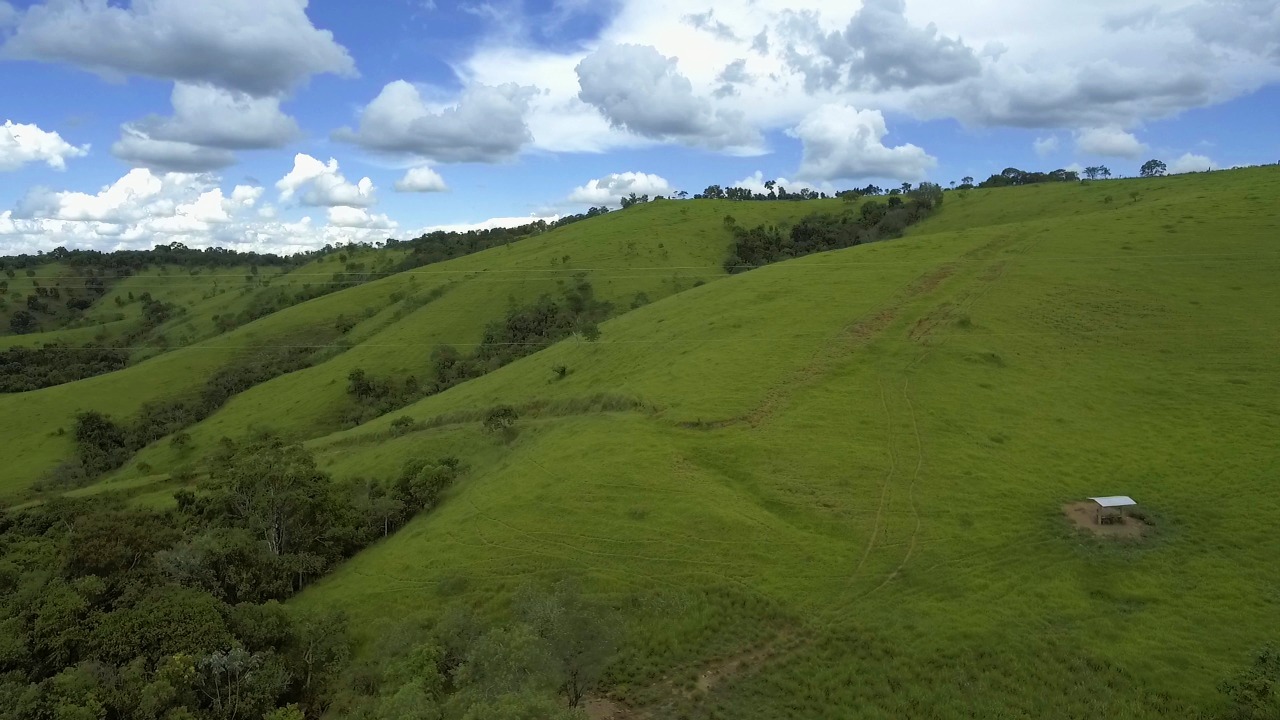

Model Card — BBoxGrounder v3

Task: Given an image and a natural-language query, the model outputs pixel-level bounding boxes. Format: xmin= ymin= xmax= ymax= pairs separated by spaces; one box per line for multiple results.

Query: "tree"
xmin=1100 ymin=165 xmax=1112 ymax=179
xmin=961 ymin=176 xmax=974 ymax=185
xmin=1083 ymin=166 xmax=1102 ymax=180
xmin=1220 ymin=645 xmax=1280 ymax=720
xmin=212 ymin=439 xmax=332 ymax=558
xmin=909 ymin=182 xmax=944 ymax=210
xmin=288 ymin=609 xmax=351 ymax=707
xmin=193 ymin=648 xmax=290 ymax=720
xmin=515 ymin=579 xmax=617 ymax=708
xmin=900 ymin=182 xmax=913 ymax=193
xmin=9 ymin=309 xmax=37 ymax=334
xmin=1140 ymin=159 xmax=1167 ymax=177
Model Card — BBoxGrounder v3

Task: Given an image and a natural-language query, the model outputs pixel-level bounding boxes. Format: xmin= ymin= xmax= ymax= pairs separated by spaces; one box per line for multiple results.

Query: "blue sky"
xmin=1 ymin=0 xmax=1277 ymax=254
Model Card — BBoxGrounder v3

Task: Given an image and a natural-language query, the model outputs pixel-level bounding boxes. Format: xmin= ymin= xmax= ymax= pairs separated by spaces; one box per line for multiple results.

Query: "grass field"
xmin=289 ymin=168 xmax=1279 ymax=718
xmin=4 ymin=169 xmax=1278 ymax=717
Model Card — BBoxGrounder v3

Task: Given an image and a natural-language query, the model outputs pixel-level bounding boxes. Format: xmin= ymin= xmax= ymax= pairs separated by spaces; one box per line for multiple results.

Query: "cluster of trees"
xmin=0 ymin=243 xmax=302 ymax=273
xmin=4 ymin=275 xmax=110 ymax=335
xmin=344 ymin=280 xmax=612 ymax=426
xmin=0 ymin=438 xmax=465 ymax=719
xmin=695 ymin=183 xmax=827 ymax=201
xmin=724 ymin=183 xmax=944 ymax=273
xmin=0 ymin=346 xmax=130 ymax=393
xmin=43 ymin=344 xmax=329 ymax=489
xmin=334 ymin=579 xmax=616 ymax=719
xmin=975 ymin=167 xmax=1081 ymax=188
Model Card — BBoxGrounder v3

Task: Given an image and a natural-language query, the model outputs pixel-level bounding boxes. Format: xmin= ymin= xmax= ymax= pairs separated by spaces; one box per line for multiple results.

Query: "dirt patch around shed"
xmin=1062 ymin=502 xmax=1148 ymax=539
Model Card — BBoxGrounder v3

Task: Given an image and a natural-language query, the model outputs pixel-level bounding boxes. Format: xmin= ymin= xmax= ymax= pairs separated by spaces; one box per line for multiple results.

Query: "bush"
xmin=390 ymin=416 xmax=417 ymax=436
xmin=483 ymin=406 xmax=519 ymax=435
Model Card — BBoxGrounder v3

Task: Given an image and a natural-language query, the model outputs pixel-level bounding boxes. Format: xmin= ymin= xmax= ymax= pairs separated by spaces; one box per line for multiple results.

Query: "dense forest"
xmin=0 ymin=437 xmax=499 ymax=719
xmin=724 ymin=182 xmax=944 ymax=272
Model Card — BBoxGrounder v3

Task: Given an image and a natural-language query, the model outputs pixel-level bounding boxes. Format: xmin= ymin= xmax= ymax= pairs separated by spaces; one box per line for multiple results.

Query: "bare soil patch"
xmin=584 ymin=697 xmax=637 ymax=720
xmin=1063 ymin=502 xmax=1148 ymax=539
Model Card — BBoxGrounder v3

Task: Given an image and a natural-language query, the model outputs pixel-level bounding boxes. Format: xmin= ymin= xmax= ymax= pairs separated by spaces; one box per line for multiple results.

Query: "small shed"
xmin=1088 ymin=496 xmax=1137 ymax=525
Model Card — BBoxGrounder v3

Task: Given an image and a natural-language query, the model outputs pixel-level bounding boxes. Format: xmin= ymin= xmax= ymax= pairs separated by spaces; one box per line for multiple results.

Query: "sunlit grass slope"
xmin=109 ymin=199 xmax=841 ymax=482
xmin=296 ymin=168 xmax=1280 ymax=718
xmin=0 ymin=261 xmax=420 ymax=497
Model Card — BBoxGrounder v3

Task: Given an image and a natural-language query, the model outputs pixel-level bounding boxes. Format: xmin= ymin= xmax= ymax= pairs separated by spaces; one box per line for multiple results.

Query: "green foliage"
xmin=725 ymin=198 xmax=935 ymax=273
xmin=483 ymin=406 xmax=519 ymax=435
xmin=978 ymin=166 xmax=1081 ymax=187
xmin=1141 ymin=159 xmax=1168 ymax=178
xmin=0 ymin=437 xmax=464 ymax=719
xmin=0 ymin=345 xmax=132 ymax=392
xmin=1220 ymin=646 xmax=1280 ymax=720
xmin=514 ymin=579 xmax=617 ymax=708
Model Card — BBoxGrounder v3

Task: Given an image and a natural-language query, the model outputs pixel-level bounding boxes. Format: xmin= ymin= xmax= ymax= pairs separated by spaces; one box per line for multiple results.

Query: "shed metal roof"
xmin=1089 ymin=496 xmax=1137 ymax=508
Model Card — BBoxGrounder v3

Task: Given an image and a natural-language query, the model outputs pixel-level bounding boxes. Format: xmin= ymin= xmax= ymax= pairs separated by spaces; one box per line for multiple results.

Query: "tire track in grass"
xmin=856 ymin=378 xmax=925 ymax=600
xmin=849 ymin=378 xmax=897 ymax=584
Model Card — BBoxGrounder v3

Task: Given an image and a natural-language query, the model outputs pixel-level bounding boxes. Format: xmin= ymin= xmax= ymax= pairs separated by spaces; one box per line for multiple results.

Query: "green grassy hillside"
xmin=3 ymin=169 xmax=1277 ymax=717
xmin=87 ymin=200 xmax=843 ymax=486
xmin=289 ymin=168 xmax=1279 ymax=717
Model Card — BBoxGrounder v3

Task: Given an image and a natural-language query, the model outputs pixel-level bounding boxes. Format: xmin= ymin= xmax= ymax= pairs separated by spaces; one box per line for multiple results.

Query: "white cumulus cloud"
xmin=394 ymin=166 xmax=449 ymax=193
xmin=1075 ymin=126 xmax=1148 ymax=158
xmin=730 ymin=171 xmax=829 ymax=196
xmin=335 ymin=81 xmax=536 ymax=163
xmin=575 ymin=44 xmax=761 ymax=152
xmin=125 ymin=83 xmax=301 ymax=151
xmin=327 ymin=206 xmax=398 ymax=229
xmin=276 ymin=154 xmax=377 ymax=208
xmin=1169 ymin=152 xmax=1215 ymax=174
xmin=1 ymin=0 xmax=355 ymax=96
xmin=791 ymin=105 xmax=936 ymax=182
xmin=111 ymin=128 xmax=236 ymax=173
xmin=1034 ymin=136 xmax=1060 ymax=157
xmin=2 ymin=167 xmax=401 ymax=255
xmin=567 ymin=172 xmax=672 ymax=205
xmin=0 ymin=120 xmax=89 ymax=171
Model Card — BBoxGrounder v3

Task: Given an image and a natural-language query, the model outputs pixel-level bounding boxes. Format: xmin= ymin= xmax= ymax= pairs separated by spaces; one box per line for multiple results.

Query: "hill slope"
xmin=293 ymin=168 xmax=1280 ymax=717
xmin=0 ymin=199 xmax=838 ymax=497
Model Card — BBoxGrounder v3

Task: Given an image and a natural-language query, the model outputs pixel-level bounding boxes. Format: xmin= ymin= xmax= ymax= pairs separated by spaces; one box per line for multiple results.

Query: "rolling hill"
xmin=3 ymin=168 xmax=1278 ymax=718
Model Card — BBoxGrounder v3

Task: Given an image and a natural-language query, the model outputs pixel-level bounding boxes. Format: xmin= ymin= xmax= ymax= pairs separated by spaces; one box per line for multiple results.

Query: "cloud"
xmin=1 ymin=0 xmax=355 ymax=96
xmin=791 ymin=104 xmax=936 ymax=182
xmin=1075 ymin=127 xmax=1148 ymax=158
xmin=327 ymin=206 xmax=397 ymax=229
xmin=567 ymin=172 xmax=672 ymax=205
xmin=111 ymin=128 xmax=236 ymax=173
xmin=414 ymin=213 xmax=561 ymax=234
xmin=682 ymin=9 xmax=738 ymax=41
xmin=1169 ymin=152 xmax=1215 ymax=174
xmin=1034 ymin=136 xmax=1060 ymax=157
xmin=394 ymin=166 xmax=449 ymax=193
xmin=0 ymin=119 xmax=89 ymax=171
xmin=730 ymin=171 xmax=829 ymax=196
xmin=335 ymin=80 xmax=536 ymax=163
xmin=751 ymin=29 xmax=769 ymax=54
xmin=0 ymin=2 xmax=15 ymax=28
xmin=575 ymin=43 xmax=761 ymax=151
xmin=3 ymin=167 xmax=398 ymax=254
xmin=125 ymin=84 xmax=300 ymax=150
xmin=276 ymin=154 xmax=376 ymax=208
xmin=781 ymin=0 xmax=981 ymax=92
